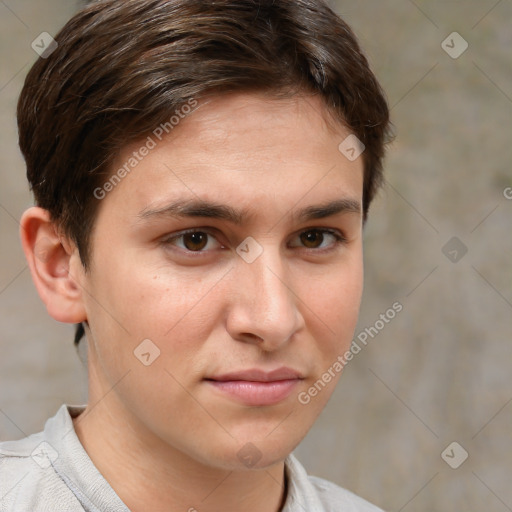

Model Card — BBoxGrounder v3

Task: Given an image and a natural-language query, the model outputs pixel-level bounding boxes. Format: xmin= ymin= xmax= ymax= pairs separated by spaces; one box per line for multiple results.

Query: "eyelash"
xmin=161 ymin=227 xmax=347 ymax=255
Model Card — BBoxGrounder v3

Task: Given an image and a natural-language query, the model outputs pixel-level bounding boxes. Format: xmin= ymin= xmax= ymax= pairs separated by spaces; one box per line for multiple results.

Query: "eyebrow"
xmin=137 ymin=197 xmax=361 ymax=225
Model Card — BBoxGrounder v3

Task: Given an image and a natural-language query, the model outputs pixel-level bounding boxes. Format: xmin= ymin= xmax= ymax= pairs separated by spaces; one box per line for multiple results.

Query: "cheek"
xmin=83 ymin=259 xmax=228 ymax=385
xmin=92 ymin=256 xmax=221 ymax=332
xmin=308 ymin=260 xmax=363 ymax=353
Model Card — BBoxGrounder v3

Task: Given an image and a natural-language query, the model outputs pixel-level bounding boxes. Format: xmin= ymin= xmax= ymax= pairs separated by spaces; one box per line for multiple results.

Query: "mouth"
xmin=204 ymin=367 xmax=304 ymax=406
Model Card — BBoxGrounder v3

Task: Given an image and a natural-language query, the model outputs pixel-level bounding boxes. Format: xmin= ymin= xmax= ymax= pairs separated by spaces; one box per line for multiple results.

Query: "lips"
xmin=205 ymin=367 xmax=303 ymax=406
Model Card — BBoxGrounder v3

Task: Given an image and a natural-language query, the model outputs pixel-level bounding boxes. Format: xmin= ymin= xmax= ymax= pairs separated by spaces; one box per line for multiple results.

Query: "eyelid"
xmin=161 ymin=227 xmax=225 ymax=251
xmin=288 ymin=227 xmax=347 ymax=251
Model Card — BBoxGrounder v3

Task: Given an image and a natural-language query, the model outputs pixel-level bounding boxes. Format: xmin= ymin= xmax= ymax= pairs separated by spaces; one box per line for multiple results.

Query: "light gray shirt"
xmin=0 ymin=404 xmax=384 ymax=511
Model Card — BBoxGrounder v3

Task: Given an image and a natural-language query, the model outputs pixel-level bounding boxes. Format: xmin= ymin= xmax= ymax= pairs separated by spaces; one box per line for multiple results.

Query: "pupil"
xmin=185 ymin=232 xmax=207 ymax=251
xmin=302 ymin=230 xmax=322 ymax=248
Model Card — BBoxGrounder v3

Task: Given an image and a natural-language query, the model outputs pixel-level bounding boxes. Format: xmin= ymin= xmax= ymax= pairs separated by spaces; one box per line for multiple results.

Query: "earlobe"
xmin=20 ymin=206 xmax=87 ymax=324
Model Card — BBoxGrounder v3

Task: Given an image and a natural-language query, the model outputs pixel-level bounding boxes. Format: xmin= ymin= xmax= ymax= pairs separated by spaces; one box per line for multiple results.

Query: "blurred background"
xmin=1 ymin=1 xmax=511 ymax=510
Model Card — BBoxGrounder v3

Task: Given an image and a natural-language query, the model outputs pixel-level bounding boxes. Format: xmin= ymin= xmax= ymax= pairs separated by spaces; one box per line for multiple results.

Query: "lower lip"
xmin=206 ymin=379 xmax=300 ymax=406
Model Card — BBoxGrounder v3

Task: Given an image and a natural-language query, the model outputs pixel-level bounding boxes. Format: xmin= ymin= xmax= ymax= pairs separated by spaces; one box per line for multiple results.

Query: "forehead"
xmin=99 ymin=92 xmax=363 ymax=222
xmin=164 ymin=92 xmax=345 ymax=155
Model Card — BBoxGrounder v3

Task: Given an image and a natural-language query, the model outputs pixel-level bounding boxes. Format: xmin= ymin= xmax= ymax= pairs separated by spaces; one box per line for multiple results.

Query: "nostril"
xmin=240 ymin=332 xmax=264 ymax=343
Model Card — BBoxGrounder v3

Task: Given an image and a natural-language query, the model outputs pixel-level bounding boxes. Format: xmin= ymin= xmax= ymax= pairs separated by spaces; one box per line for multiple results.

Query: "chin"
xmin=204 ymin=424 xmax=307 ymax=471
xmin=207 ymin=447 xmax=290 ymax=472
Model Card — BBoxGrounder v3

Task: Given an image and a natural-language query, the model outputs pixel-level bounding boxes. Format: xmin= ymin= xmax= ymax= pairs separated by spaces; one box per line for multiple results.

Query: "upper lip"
xmin=206 ymin=367 xmax=303 ymax=382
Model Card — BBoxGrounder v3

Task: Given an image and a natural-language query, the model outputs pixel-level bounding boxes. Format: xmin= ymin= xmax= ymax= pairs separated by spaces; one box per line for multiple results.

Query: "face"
xmin=75 ymin=92 xmax=364 ymax=470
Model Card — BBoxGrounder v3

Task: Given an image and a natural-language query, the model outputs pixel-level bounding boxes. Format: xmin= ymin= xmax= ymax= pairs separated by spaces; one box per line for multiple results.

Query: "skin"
xmin=21 ymin=92 xmax=364 ymax=512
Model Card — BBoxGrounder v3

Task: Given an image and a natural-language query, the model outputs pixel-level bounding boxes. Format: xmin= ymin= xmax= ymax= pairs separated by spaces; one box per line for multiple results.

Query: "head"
xmin=18 ymin=0 xmax=390 ymax=470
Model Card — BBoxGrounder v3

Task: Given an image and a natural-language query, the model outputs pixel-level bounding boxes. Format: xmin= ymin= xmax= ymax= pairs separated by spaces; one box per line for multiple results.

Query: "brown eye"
xmin=300 ymin=230 xmax=324 ymax=248
xmin=182 ymin=232 xmax=209 ymax=251
xmin=162 ymin=229 xmax=224 ymax=254
xmin=289 ymin=228 xmax=345 ymax=252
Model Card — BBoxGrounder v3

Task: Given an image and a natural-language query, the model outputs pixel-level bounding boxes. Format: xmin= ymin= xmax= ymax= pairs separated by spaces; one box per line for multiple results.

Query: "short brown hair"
xmin=18 ymin=0 xmax=391 ymax=344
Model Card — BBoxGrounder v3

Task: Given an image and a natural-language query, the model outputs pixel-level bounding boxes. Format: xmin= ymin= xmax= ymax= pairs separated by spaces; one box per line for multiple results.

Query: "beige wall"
xmin=1 ymin=1 xmax=511 ymax=510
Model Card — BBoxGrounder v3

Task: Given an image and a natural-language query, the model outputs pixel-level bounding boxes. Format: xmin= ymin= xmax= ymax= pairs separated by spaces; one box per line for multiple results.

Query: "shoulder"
xmin=308 ymin=474 xmax=385 ymax=512
xmin=285 ymin=454 xmax=385 ymax=512
xmin=0 ymin=426 xmax=82 ymax=511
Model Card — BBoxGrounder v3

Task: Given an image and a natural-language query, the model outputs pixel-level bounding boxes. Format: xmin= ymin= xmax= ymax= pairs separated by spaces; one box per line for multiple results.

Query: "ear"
xmin=20 ymin=206 xmax=87 ymax=324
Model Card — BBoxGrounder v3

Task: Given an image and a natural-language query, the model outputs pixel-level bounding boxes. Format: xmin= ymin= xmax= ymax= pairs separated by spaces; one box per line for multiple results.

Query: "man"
xmin=0 ymin=0 xmax=391 ymax=510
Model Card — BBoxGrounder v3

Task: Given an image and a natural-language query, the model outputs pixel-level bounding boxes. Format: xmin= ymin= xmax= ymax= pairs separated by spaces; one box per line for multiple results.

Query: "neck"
xmin=72 ymin=387 xmax=288 ymax=512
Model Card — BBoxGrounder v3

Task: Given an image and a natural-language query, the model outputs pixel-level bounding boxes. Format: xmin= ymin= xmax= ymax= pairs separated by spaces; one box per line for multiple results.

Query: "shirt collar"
xmin=44 ymin=403 xmax=130 ymax=512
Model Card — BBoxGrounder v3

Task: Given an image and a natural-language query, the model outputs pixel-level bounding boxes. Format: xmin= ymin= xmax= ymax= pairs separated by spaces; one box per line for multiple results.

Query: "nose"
xmin=225 ymin=247 xmax=305 ymax=351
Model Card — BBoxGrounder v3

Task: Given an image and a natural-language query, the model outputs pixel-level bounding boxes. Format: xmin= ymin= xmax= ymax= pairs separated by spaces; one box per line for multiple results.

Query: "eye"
xmin=161 ymin=227 xmax=346 ymax=255
xmin=162 ymin=229 xmax=223 ymax=252
xmin=290 ymin=228 xmax=346 ymax=251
